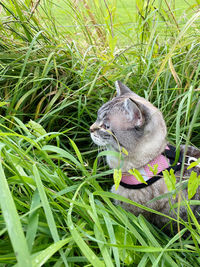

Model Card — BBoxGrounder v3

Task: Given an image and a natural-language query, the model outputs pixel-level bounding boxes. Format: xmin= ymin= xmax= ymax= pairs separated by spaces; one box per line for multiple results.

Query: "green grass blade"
xmin=26 ymin=189 xmax=40 ymax=252
xmin=69 ymin=137 xmax=84 ymax=165
xmin=0 ymin=143 xmax=32 ymax=266
xmin=8 ymin=31 xmax=43 ymax=112
xmin=138 ymin=216 xmax=178 ymax=267
xmin=175 ymin=93 xmax=188 ymax=148
xmin=88 ymin=193 xmax=114 ymax=267
xmin=103 ymin=213 xmax=120 ymax=267
xmin=32 ymin=164 xmax=68 ymax=266
xmin=67 ymin=182 xmax=105 ymax=267
xmin=32 ymin=238 xmax=71 ymax=267
xmin=42 ymin=145 xmax=85 ymax=172
xmin=152 ymin=228 xmax=186 ymax=267
xmin=94 ymin=191 xmax=175 ymax=222
xmin=94 ymin=224 xmax=114 ymax=267
xmin=9 ymin=0 xmax=32 ymax=42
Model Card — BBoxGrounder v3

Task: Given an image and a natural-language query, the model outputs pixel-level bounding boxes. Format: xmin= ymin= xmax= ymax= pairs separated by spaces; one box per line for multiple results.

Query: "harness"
xmin=120 ymin=145 xmax=183 ymax=189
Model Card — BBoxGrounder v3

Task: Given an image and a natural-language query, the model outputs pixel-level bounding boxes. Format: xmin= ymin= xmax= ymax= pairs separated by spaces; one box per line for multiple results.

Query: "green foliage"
xmin=0 ymin=0 xmax=200 ymax=266
xmin=187 ymin=158 xmax=200 ymax=170
xmin=148 ymin=163 xmax=158 ymax=176
xmin=113 ymin=168 xmax=122 ymax=190
xmin=128 ymin=169 xmax=147 ymax=184
xmin=163 ymin=169 xmax=176 ymax=192
xmin=0 ymin=144 xmax=32 ymax=266
xmin=188 ymin=171 xmax=200 ymax=199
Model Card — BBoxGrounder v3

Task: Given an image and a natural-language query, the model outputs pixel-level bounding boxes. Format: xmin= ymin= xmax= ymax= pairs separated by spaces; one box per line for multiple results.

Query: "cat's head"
xmin=90 ymin=81 xmax=167 ymax=169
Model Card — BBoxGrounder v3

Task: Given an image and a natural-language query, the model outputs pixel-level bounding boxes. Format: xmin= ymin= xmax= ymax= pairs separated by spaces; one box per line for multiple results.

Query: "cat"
xmin=90 ymin=81 xmax=200 ymax=231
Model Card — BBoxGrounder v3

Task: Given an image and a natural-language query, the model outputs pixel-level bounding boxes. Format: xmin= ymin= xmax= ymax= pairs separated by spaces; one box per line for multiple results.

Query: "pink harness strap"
xmin=121 ymin=154 xmax=169 ymax=185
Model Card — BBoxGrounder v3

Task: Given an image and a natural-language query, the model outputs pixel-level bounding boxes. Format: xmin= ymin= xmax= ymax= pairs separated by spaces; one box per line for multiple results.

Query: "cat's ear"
xmin=124 ymin=98 xmax=143 ymax=126
xmin=115 ymin=81 xmax=132 ymax=96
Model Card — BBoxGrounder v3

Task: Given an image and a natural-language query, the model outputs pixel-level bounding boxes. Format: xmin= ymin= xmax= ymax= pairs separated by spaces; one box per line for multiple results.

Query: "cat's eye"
xmin=101 ymin=122 xmax=109 ymax=130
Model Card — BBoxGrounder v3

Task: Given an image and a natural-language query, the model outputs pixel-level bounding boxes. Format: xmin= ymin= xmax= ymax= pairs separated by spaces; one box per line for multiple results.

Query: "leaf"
xmin=0 ymin=144 xmax=32 ymax=266
xmin=69 ymin=138 xmax=84 ymax=165
xmin=163 ymin=169 xmax=176 ymax=192
xmin=147 ymin=164 xmax=158 ymax=175
xmin=0 ymin=101 xmax=9 ymax=107
xmin=103 ymin=214 xmax=120 ymax=267
xmin=188 ymin=171 xmax=200 ymax=199
xmin=27 ymin=120 xmax=47 ymax=137
xmin=67 ymin=183 xmax=105 ymax=267
xmin=32 ymin=238 xmax=71 ymax=267
xmin=108 ymin=35 xmax=117 ymax=57
xmin=128 ymin=169 xmax=147 ymax=184
xmin=121 ymin=147 xmax=128 ymax=156
xmin=26 ymin=189 xmax=40 ymax=252
xmin=94 ymin=224 xmax=114 ymax=267
xmin=114 ymin=169 xmax=122 ymax=190
xmin=115 ymin=225 xmax=134 ymax=265
xmin=42 ymin=145 xmax=83 ymax=169
xmin=187 ymin=158 xmax=200 ymax=169
xmin=32 ymin=164 xmax=68 ymax=266
xmin=168 ymin=58 xmax=181 ymax=87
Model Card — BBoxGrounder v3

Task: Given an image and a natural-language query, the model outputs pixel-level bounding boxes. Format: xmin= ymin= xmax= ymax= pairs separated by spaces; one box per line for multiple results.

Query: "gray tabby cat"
xmin=90 ymin=81 xmax=200 ymax=230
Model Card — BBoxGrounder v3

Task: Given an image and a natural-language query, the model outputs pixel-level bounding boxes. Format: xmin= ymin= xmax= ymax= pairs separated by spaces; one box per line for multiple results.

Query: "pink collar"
xmin=121 ymin=147 xmax=170 ymax=188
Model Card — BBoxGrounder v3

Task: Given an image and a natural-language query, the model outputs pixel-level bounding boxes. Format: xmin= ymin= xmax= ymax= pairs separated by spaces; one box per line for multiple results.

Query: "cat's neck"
xmin=106 ymin=140 xmax=167 ymax=172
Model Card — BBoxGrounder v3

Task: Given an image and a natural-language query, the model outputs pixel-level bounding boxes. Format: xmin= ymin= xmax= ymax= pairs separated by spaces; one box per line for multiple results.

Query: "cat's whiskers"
xmin=97 ymin=145 xmax=108 ymax=167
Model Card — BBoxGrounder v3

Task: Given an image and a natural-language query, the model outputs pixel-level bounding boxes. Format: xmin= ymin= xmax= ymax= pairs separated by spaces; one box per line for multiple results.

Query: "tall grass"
xmin=0 ymin=0 xmax=200 ymax=266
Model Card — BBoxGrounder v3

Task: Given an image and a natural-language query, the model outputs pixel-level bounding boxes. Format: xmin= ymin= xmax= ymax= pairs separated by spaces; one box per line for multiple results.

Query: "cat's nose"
xmin=90 ymin=123 xmax=99 ymax=133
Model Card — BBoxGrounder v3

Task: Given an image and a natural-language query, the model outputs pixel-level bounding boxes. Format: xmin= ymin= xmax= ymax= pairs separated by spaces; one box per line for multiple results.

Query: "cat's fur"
xmin=90 ymin=81 xmax=200 ymax=229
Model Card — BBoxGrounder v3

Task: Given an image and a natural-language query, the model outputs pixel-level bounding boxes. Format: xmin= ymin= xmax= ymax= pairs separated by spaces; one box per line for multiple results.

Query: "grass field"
xmin=0 ymin=0 xmax=200 ymax=266
xmin=50 ymin=0 xmax=197 ymax=24
xmin=37 ymin=0 xmax=199 ymax=47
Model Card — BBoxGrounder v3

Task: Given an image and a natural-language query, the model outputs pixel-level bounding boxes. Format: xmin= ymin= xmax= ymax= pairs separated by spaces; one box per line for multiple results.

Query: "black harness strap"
xmin=120 ymin=175 xmax=162 ymax=189
xmin=119 ymin=145 xmax=183 ymax=189
xmin=164 ymin=145 xmax=183 ymax=172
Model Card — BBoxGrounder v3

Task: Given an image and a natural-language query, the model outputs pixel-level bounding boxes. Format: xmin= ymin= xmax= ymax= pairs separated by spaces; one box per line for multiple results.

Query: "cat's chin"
xmin=90 ymin=133 xmax=107 ymax=146
xmin=106 ymin=154 xmax=138 ymax=171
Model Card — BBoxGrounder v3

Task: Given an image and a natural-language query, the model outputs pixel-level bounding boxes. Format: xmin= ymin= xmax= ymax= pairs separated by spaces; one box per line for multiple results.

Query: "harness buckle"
xmin=185 ymin=156 xmax=200 ymax=169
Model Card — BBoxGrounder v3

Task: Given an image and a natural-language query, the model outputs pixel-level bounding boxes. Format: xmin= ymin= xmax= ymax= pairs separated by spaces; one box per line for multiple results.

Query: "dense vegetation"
xmin=0 ymin=0 xmax=200 ymax=266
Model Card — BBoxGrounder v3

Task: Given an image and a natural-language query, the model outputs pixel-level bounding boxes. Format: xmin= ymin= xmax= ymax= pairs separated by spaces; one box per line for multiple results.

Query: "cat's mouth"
xmin=90 ymin=132 xmax=108 ymax=146
xmin=90 ymin=121 xmax=112 ymax=146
